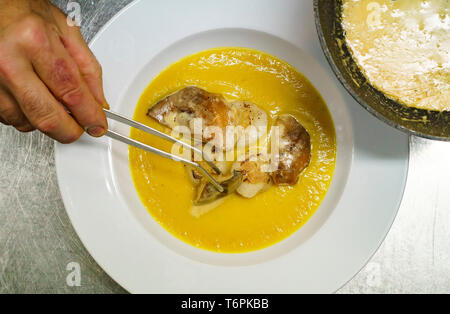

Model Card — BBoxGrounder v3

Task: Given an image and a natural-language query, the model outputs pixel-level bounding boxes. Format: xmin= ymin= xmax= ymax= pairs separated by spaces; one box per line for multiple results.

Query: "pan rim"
xmin=313 ymin=0 xmax=450 ymax=142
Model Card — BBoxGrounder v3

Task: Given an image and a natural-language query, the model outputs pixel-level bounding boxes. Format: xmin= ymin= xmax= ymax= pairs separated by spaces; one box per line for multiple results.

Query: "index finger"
xmin=52 ymin=6 xmax=108 ymax=109
xmin=8 ymin=67 xmax=84 ymax=143
xmin=25 ymin=23 xmax=108 ymax=137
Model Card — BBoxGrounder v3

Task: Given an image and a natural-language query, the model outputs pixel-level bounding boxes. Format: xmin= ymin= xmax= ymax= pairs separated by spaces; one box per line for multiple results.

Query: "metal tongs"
xmin=103 ymin=109 xmax=224 ymax=193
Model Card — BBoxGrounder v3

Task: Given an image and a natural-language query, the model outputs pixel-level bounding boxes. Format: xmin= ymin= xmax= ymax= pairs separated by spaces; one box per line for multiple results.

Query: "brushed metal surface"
xmin=0 ymin=0 xmax=449 ymax=294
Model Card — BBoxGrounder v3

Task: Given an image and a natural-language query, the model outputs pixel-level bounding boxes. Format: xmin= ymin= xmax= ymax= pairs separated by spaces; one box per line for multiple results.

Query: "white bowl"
xmin=55 ymin=0 xmax=409 ymax=293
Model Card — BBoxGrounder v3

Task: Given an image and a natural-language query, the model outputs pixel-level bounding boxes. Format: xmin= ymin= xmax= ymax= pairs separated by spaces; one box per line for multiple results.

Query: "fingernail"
xmin=102 ymin=102 xmax=110 ymax=110
xmin=87 ymin=126 xmax=106 ymax=137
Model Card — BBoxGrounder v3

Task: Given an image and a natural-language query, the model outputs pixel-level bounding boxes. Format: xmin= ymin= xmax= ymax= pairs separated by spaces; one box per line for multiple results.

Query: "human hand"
xmin=0 ymin=0 xmax=108 ymax=143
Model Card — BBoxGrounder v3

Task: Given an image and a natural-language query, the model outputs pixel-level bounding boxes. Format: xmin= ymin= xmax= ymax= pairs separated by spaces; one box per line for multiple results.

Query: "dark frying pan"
xmin=314 ymin=0 xmax=450 ymax=141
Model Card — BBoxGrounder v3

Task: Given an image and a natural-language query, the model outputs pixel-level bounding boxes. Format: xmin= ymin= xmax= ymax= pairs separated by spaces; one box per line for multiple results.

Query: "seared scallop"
xmin=148 ymin=88 xmax=270 ymax=152
xmin=232 ymin=154 xmax=272 ymax=198
xmin=147 ymin=86 xmax=232 ymax=144
xmin=271 ymin=115 xmax=311 ymax=185
xmin=229 ymin=101 xmax=268 ymax=147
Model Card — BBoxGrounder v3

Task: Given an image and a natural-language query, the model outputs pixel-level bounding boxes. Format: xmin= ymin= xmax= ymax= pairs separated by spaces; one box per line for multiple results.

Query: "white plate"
xmin=55 ymin=0 xmax=409 ymax=293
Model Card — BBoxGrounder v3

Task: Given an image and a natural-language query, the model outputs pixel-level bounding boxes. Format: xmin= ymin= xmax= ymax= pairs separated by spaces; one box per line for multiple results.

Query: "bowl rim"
xmin=313 ymin=0 xmax=450 ymax=142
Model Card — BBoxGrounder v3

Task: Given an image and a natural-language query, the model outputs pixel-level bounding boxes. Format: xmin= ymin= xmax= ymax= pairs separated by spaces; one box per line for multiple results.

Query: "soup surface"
xmin=342 ymin=0 xmax=449 ymax=111
xmin=129 ymin=47 xmax=336 ymax=253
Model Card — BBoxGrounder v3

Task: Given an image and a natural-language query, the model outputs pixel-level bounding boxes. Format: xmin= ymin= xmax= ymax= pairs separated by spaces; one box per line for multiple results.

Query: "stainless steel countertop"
xmin=0 ymin=0 xmax=449 ymax=294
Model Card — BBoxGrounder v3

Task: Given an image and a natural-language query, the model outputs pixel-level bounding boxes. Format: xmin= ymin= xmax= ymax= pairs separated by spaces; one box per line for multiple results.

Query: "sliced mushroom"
xmin=186 ymin=164 xmax=243 ymax=206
